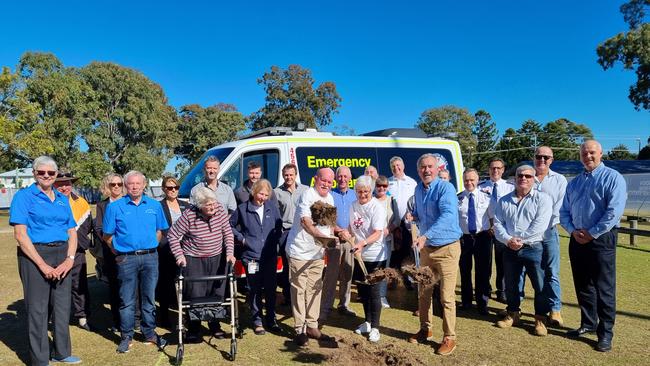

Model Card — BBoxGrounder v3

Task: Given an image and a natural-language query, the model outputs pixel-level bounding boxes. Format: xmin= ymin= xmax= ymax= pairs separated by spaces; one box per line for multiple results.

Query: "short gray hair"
xmin=355 ymin=175 xmax=374 ymax=192
xmin=516 ymin=165 xmax=535 ymax=176
xmin=191 ymin=186 xmax=218 ymax=208
xmin=389 ymin=156 xmax=404 ymax=167
xmin=335 ymin=165 xmax=351 ymax=176
xmin=123 ymin=170 xmax=146 ymax=185
xmin=33 ymin=156 xmax=58 ymax=171
xmin=416 ymin=153 xmax=439 ymax=169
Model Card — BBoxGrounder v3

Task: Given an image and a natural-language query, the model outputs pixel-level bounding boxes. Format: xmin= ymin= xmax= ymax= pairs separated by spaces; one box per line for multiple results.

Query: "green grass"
xmin=0 ymin=224 xmax=648 ymax=365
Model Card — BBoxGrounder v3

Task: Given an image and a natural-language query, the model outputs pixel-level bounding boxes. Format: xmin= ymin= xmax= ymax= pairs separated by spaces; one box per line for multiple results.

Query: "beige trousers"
xmin=418 ymin=241 xmax=461 ymax=339
xmin=289 ymin=257 xmax=325 ymax=333
xmin=319 ymin=240 xmax=354 ymax=321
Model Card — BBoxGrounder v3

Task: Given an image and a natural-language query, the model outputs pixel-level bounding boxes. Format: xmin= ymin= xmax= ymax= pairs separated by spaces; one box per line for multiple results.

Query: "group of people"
xmin=9 ymin=138 xmax=625 ymax=365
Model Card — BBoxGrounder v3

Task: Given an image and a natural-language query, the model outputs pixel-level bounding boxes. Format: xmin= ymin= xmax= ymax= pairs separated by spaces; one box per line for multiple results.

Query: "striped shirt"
xmin=167 ymin=206 xmax=234 ymax=261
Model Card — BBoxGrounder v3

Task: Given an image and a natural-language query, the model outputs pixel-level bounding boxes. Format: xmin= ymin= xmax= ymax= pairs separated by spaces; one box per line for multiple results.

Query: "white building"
xmin=0 ymin=168 xmax=34 ymax=188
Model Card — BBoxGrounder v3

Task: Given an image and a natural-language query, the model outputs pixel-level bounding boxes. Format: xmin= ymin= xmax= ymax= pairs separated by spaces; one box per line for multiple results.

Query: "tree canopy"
xmin=471 ymin=110 xmax=498 ymax=171
xmin=249 ymin=65 xmax=342 ymax=131
xmin=416 ymin=105 xmax=477 ymax=163
xmin=606 ymin=143 xmax=636 ymax=160
xmin=597 ymin=0 xmax=650 ymax=110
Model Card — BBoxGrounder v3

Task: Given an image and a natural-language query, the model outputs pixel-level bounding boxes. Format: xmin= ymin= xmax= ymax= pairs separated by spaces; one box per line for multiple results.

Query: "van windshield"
xmin=178 ymin=147 xmax=235 ymax=198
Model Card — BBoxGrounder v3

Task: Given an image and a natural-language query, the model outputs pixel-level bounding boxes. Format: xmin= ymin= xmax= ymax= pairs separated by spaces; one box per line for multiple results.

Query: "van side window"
xmin=221 ymin=155 xmax=242 ymax=190
xmin=376 ymin=148 xmax=458 ymax=190
xmin=224 ymin=149 xmax=280 ymax=190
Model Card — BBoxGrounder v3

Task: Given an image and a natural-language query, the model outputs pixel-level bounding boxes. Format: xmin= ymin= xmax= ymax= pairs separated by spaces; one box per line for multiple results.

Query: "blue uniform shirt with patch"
xmin=103 ymin=194 xmax=169 ymax=252
xmin=9 ymin=183 xmax=76 ymax=243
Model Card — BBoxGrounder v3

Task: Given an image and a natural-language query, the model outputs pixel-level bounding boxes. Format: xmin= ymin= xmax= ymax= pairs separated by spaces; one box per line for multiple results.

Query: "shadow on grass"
xmin=0 ymin=300 xmax=30 ymax=365
xmin=280 ymin=339 xmax=329 ymax=364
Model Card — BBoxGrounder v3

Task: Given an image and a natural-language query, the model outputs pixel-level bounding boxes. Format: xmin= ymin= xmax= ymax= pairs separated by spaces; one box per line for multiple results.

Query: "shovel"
xmin=348 ymin=237 xmax=370 ymax=284
xmin=410 ymin=223 xmax=420 ymax=283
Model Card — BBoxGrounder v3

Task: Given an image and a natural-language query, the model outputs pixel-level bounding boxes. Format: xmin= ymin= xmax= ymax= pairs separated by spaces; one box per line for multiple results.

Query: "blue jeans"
xmin=116 ymin=252 xmax=159 ymax=340
xmin=503 ymin=244 xmax=548 ymax=316
xmin=542 ymin=226 xmax=561 ymax=311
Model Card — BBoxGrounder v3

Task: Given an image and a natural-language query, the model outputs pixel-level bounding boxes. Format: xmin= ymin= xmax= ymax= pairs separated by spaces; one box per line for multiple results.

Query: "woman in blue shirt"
xmin=230 ymin=179 xmax=283 ymax=335
xmin=9 ymin=156 xmax=80 ymax=366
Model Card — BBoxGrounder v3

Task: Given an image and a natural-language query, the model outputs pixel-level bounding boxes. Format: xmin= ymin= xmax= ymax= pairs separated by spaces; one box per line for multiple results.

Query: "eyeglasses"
xmin=376 ymin=184 xmax=388 ymax=188
xmin=535 ymin=155 xmax=553 ymax=161
xmin=109 ymin=182 xmax=123 ymax=187
xmin=165 ymin=186 xmax=180 ymax=191
xmin=36 ymin=170 xmax=57 ymax=177
xmin=517 ymin=174 xmax=534 ymax=179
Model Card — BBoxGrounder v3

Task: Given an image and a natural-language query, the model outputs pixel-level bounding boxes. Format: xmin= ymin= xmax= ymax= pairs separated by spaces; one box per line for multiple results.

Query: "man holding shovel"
xmin=407 ymin=154 xmax=462 ymax=356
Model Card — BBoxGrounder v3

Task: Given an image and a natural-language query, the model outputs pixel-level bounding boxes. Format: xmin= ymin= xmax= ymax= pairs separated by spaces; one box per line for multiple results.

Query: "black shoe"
xmin=477 ymin=306 xmax=489 ymax=315
xmin=184 ymin=333 xmax=202 ymax=344
xmin=595 ymin=338 xmax=612 ymax=352
xmin=268 ymin=322 xmax=282 ymax=334
xmin=294 ymin=333 xmax=309 ymax=346
xmin=495 ymin=292 xmax=507 ymax=303
xmin=337 ymin=307 xmax=356 ymax=317
xmin=566 ymin=327 xmax=596 ymax=338
xmin=458 ymin=303 xmax=472 ymax=311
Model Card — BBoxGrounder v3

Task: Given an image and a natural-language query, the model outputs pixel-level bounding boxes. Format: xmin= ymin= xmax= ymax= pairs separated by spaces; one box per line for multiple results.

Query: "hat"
xmin=55 ymin=171 xmax=79 ymax=183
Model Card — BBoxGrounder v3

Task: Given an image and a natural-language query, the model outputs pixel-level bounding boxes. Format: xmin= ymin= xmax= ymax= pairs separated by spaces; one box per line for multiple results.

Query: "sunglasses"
xmin=109 ymin=182 xmax=124 ymax=187
xmin=36 ymin=170 xmax=57 ymax=177
xmin=517 ymin=174 xmax=534 ymax=179
xmin=535 ymin=155 xmax=552 ymax=161
xmin=376 ymin=184 xmax=388 ymax=188
xmin=165 ymin=186 xmax=180 ymax=191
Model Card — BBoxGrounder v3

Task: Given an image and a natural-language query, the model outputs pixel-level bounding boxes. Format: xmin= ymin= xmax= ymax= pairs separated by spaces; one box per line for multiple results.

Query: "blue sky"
xmin=2 ymin=0 xmax=649 ymax=163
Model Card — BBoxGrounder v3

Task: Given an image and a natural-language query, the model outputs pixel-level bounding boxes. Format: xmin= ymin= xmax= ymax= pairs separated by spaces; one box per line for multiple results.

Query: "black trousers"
xmin=184 ymin=255 xmax=226 ymax=334
xmin=353 ymin=260 xmax=386 ymax=328
xmin=493 ymin=237 xmax=506 ymax=294
xmin=18 ymin=245 xmax=72 ymax=366
xmin=460 ymin=232 xmax=493 ymax=307
xmin=242 ymin=257 xmax=277 ymax=327
xmin=569 ymin=229 xmax=617 ymax=340
xmin=102 ymin=243 xmax=121 ymax=327
xmin=70 ymin=252 xmax=90 ymax=319
xmin=156 ymin=245 xmax=177 ymax=325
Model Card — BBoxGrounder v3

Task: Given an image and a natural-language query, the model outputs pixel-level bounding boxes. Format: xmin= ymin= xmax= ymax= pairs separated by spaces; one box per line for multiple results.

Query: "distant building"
xmin=0 ymin=168 xmax=34 ymax=188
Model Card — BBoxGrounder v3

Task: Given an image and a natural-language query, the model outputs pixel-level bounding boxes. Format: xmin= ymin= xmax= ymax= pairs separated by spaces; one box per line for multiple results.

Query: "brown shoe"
xmin=548 ymin=311 xmax=564 ymax=327
xmin=436 ymin=337 xmax=456 ymax=356
xmin=294 ymin=333 xmax=309 ymax=346
xmin=408 ymin=329 xmax=433 ymax=344
xmin=496 ymin=311 xmax=520 ymax=328
xmin=534 ymin=315 xmax=548 ymax=337
xmin=306 ymin=327 xmax=322 ymax=339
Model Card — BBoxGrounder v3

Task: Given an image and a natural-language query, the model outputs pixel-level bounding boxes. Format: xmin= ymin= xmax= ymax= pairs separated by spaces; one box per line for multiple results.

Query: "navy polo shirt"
xmin=9 ymin=183 xmax=76 ymax=243
xmin=102 ymin=194 xmax=169 ymax=253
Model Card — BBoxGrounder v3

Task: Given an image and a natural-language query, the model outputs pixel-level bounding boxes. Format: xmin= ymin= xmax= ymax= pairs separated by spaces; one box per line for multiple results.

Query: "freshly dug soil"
xmin=401 ymin=265 xmax=439 ymax=287
xmin=365 ymin=267 xmax=401 ymax=285
xmin=324 ymin=334 xmax=427 ymax=366
xmin=311 ymin=201 xmax=338 ymax=227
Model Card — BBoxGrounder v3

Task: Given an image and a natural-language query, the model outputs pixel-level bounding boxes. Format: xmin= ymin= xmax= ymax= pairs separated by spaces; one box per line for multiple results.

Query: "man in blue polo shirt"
xmin=319 ymin=165 xmax=357 ymax=324
xmin=103 ymin=170 xmax=169 ymax=354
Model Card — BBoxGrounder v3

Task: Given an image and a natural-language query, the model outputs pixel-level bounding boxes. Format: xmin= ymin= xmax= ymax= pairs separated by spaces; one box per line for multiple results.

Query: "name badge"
xmin=247 ymin=260 xmax=258 ymax=274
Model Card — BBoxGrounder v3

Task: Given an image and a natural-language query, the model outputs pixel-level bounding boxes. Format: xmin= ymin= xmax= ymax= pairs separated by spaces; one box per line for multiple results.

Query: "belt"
xmin=33 ymin=241 xmax=66 ymax=247
xmin=117 ymin=248 xmax=157 ymax=256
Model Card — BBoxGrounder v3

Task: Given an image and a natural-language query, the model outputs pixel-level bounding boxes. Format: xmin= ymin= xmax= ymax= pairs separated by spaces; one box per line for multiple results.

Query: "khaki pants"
xmin=289 ymin=257 xmax=324 ymax=333
xmin=418 ymin=241 xmax=461 ymax=339
xmin=319 ymin=240 xmax=354 ymax=321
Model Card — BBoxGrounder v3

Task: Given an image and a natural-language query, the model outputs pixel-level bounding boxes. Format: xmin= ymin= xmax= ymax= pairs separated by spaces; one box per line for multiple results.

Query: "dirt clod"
xmin=401 ymin=265 xmax=439 ymax=287
xmin=325 ymin=334 xmax=427 ymax=366
xmin=365 ymin=267 xmax=401 ymax=285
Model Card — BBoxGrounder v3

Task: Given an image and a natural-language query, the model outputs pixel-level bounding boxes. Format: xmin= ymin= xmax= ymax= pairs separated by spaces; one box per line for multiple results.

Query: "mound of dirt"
xmin=365 ymin=267 xmax=401 ymax=285
xmin=325 ymin=334 xmax=427 ymax=366
xmin=401 ymin=265 xmax=439 ymax=287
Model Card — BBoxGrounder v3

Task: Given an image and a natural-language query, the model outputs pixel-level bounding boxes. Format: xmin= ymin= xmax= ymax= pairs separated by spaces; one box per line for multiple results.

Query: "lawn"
xmin=0 ymin=223 xmax=648 ymax=365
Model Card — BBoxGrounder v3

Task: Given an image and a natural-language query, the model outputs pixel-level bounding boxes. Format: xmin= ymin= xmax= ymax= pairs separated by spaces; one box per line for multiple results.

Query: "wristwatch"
xmin=67 ymin=255 xmax=75 ymax=261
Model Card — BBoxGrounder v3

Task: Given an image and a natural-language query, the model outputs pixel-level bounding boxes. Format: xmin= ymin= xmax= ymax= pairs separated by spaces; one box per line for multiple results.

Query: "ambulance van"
xmin=178 ymin=127 xmax=465 ymax=197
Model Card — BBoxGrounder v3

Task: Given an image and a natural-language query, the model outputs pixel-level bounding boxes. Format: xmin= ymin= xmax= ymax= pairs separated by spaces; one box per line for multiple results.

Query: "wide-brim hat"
xmin=55 ymin=171 xmax=79 ymax=183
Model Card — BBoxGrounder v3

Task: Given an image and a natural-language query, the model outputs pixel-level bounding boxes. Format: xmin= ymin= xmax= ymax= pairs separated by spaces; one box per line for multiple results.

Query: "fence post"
xmin=630 ymin=219 xmax=638 ymax=247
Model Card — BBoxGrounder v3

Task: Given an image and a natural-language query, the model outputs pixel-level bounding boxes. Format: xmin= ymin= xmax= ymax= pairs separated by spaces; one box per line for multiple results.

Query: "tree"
xmin=607 ymin=143 xmax=636 ymax=160
xmin=540 ymin=118 xmax=593 ymax=160
xmin=639 ymin=137 xmax=650 ymax=159
xmin=80 ymin=62 xmax=180 ymax=180
xmin=494 ymin=128 xmax=525 ymax=168
xmin=249 ymin=65 xmax=342 ymax=131
xmin=416 ymin=105 xmax=477 ymax=163
xmin=472 ymin=110 xmax=498 ymax=170
xmin=175 ymin=103 xmax=246 ymax=174
xmin=597 ymin=0 xmax=650 ymax=110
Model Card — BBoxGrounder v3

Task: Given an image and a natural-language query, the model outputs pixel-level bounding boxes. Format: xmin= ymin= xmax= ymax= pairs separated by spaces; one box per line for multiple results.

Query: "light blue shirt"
xmin=534 ymin=169 xmax=567 ymax=240
xmin=560 ymin=162 xmax=627 ymax=239
xmin=9 ymin=183 xmax=76 ymax=243
xmin=332 ymin=188 xmax=357 ymax=229
xmin=412 ymin=178 xmax=462 ymax=246
xmin=103 ymin=194 xmax=169 ymax=252
xmin=494 ymin=188 xmax=553 ymax=245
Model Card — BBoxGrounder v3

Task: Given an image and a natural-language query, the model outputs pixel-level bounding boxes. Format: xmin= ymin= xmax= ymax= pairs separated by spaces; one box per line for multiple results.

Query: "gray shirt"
xmin=493 ymin=189 xmax=552 ymax=246
xmin=274 ymin=183 xmax=309 ymax=230
xmin=190 ymin=181 xmax=237 ymax=213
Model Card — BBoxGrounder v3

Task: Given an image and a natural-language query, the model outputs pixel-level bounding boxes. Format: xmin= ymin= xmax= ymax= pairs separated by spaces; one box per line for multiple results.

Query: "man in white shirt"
xmin=287 ymin=168 xmax=337 ymax=346
xmin=478 ymin=158 xmax=514 ymax=303
xmin=387 ymin=156 xmax=418 ymax=289
xmin=457 ymin=169 xmax=492 ymax=315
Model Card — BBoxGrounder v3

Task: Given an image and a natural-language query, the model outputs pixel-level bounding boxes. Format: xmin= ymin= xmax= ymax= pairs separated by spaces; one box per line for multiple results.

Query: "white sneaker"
xmin=380 ymin=297 xmax=390 ymax=308
xmin=355 ymin=321 xmax=371 ymax=335
xmin=368 ymin=328 xmax=380 ymax=342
